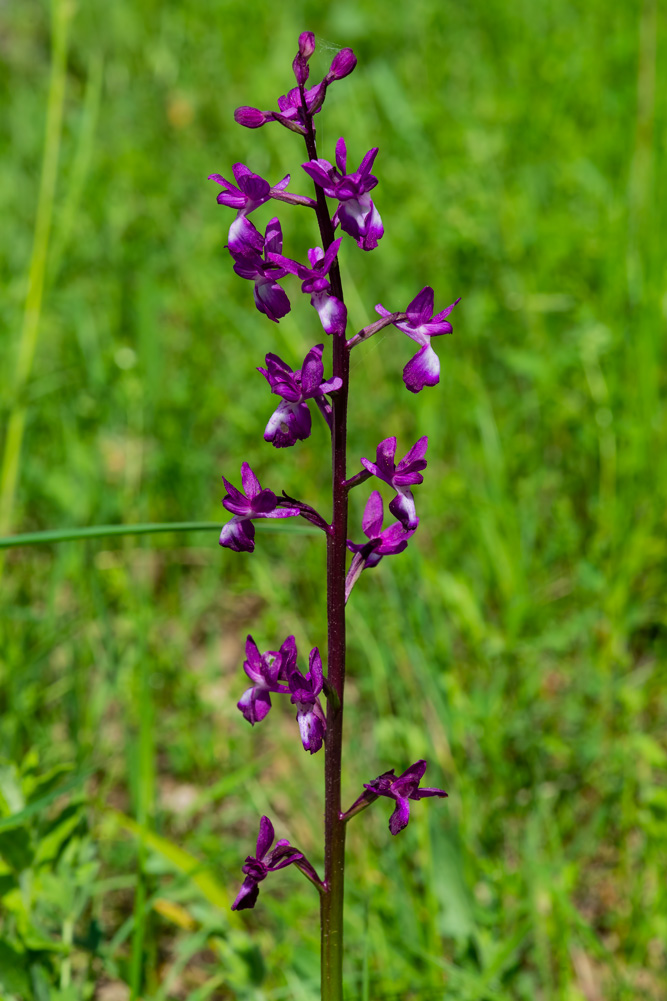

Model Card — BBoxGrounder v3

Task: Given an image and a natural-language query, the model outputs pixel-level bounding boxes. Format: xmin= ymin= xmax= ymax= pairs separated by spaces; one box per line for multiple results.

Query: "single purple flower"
xmin=237 ymin=635 xmax=295 ymax=725
xmin=208 ymin=163 xmax=291 ymax=256
xmin=232 ymin=815 xmax=305 ymax=910
xmin=231 ymin=218 xmax=291 ymax=322
xmin=234 ymin=42 xmax=356 ymax=136
xmin=345 ymin=491 xmax=418 ymax=602
xmin=268 ymin=239 xmax=347 ymax=336
xmin=287 ymin=647 xmax=326 ymax=754
xmin=347 ymin=760 xmax=448 ymax=835
xmin=258 ymin=344 xmax=342 ymax=447
xmin=220 ymin=462 xmax=300 ymax=553
xmin=302 ymin=138 xmax=384 ymax=251
xmin=360 ymin=436 xmax=428 ymax=530
xmin=375 ymin=287 xmax=461 ymax=393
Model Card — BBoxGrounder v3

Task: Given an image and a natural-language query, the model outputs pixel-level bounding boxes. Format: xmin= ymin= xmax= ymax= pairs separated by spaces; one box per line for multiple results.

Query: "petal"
xmin=388 ymin=795 xmax=411 ymax=835
xmin=334 ymin=136 xmax=346 ymax=174
xmin=392 ymin=759 xmax=428 ymax=800
xmin=412 ymin=786 xmax=448 ymax=800
xmin=250 ymin=487 xmax=279 ymax=516
xmin=278 ymin=636 xmax=298 ymax=678
xmin=228 ymin=215 xmax=265 ymax=256
xmin=375 ymin=437 xmax=398 ymax=478
xmin=271 ymin=173 xmax=291 ymax=193
xmin=388 ymin=489 xmax=418 ymax=531
xmin=243 ymin=636 xmax=264 ymax=684
xmin=358 ymin=146 xmax=379 ymax=177
xmin=300 ymin=344 xmax=325 ymax=395
xmin=296 ymin=701 xmax=326 ymax=753
xmin=254 ymin=278 xmax=291 ymax=323
xmin=219 ymin=517 xmax=255 ymax=552
xmin=221 ymin=476 xmax=251 ymax=516
xmin=240 ymin=462 xmax=262 ymax=499
xmin=362 ymin=490 xmax=384 ymax=539
xmin=307 ymin=647 xmax=323 ymax=692
xmin=231 ymin=876 xmax=260 ymax=910
xmin=256 ymin=815 xmax=275 ymax=859
xmin=264 ymin=217 xmax=284 ymax=256
xmin=302 ymin=160 xmax=335 ymax=191
xmin=403 ymin=344 xmax=440 ymax=393
xmin=395 ymin=435 xmax=429 ymax=480
xmin=264 ymin=400 xmax=311 ymax=448
xmin=406 ymin=286 xmax=434 ymax=326
xmin=311 ymin=292 xmax=347 ymax=336
xmin=237 ymin=685 xmax=272 ymax=724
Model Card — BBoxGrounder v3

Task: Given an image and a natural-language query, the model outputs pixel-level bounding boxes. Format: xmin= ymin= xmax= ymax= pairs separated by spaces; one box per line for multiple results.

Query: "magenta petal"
xmin=308 ymin=647 xmax=323 ymax=691
xmin=311 ymin=292 xmax=347 ymax=336
xmin=240 ymin=462 xmax=262 ymax=499
xmin=228 ymin=215 xmax=265 ymax=257
xmin=406 ymin=286 xmax=435 ymax=326
xmin=237 ymin=686 xmax=272 ymax=724
xmin=335 ymin=136 xmax=347 ymax=174
xmin=388 ymin=796 xmax=411 ymax=835
xmin=264 ymin=217 xmax=283 ymax=256
xmin=256 ymin=816 xmax=275 ymax=859
xmin=231 ymin=876 xmax=260 ymax=910
xmin=264 ymin=400 xmax=311 ymax=448
xmin=403 ymin=344 xmax=440 ymax=393
xmin=389 ymin=490 xmax=418 ymax=531
xmin=219 ymin=518 xmax=255 ymax=552
xmin=254 ymin=278 xmax=291 ymax=322
xmin=300 ymin=344 xmax=325 ymax=394
xmin=362 ymin=490 xmax=384 ymax=538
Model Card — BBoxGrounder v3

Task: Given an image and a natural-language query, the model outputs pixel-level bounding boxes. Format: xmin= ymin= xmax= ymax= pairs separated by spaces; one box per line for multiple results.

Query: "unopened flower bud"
xmin=234 ymin=105 xmax=269 ymax=128
xmin=298 ymin=31 xmax=316 ymax=58
xmin=325 ymin=48 xmax=357 ymax=82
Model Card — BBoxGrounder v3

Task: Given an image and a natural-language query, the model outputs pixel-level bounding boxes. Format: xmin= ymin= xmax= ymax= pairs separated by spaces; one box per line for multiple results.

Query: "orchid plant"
xmin=212 ymin=33 xmax=458 ymax=1000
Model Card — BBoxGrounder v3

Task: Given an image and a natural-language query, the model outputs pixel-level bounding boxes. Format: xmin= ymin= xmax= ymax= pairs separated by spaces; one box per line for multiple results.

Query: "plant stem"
xmin=301 ymin=97 xmax=350 ymax=1001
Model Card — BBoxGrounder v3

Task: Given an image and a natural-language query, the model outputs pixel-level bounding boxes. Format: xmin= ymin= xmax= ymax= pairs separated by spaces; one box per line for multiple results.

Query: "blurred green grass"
xmin=1 ymin=0 xmax=666 ymax=998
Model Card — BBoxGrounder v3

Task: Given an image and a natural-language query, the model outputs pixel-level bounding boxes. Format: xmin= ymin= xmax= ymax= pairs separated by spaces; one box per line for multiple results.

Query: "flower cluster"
xmin=211 ymin=31 xmax=455 ymax=921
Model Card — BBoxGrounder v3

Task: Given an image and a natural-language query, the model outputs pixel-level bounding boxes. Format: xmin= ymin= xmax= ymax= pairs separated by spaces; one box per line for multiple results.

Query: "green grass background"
xmin=1 ymin=0 xmax=666 ymax=998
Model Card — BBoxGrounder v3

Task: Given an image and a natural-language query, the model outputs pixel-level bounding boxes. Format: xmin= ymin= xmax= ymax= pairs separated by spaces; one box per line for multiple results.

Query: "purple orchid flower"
xmin=219 ymin=462 xmax=301 ymax=553
xmin=360 ymin=436 xmax=428 ymax=530
xmin=208 ymin=164 xmax=291 ymax=256
xmin=231 ymin=217 xmax=291 ymax=322
xmin=346 ymin=760 xmax=448 ymax=835
xmin=375 ymin=287 xmax=461 ymax=393
xmin=237 ymin=635 xmax=296 ymax=725
xmin=258 ymin=344 xmax=342 ymax=447
xmin=287 ymin=647 xmax=326 ymax=754
xmin=268 ymin=239 xmax=347 ymax=336
xmin=234 ymin=43 xmax=357 ymax=136
xmin=232 ymin=815 xmax=305 ymax=910
xmin=302 ymin=138 xmax=384 ymax=251
xmin=345 ymin=491 xmax=418 ymax=602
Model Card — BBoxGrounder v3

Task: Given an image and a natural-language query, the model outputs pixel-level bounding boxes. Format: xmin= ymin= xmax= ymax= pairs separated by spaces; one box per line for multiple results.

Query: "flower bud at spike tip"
xmin=234 ymin=106 xmax=269 ymax=128
xmin=298 ymin=31 xmax=316 ymax=59
xmin=293 ymin=33 xmax=316 ymax=86
xmin=326 ymin=47 xmax=357 ymax=82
